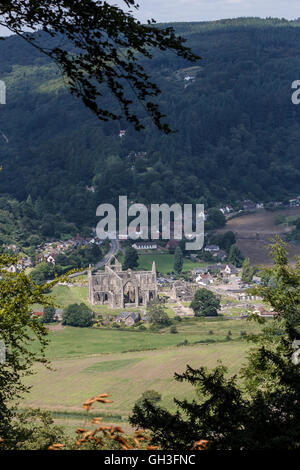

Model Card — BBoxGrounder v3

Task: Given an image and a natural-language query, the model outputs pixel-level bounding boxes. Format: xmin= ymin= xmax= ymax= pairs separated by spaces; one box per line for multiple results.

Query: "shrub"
xmin=62 ymin=303 xmax=93 ymax=327
xmin=173 ymin=316 xmax=182 ymax=322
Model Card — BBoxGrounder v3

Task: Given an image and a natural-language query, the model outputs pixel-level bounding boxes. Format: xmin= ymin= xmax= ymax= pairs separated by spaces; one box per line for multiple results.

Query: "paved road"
xmin=69 ymin=239 xmax=120 ymax=278
xmin=94 ymin=239 xmax=120 ymax=270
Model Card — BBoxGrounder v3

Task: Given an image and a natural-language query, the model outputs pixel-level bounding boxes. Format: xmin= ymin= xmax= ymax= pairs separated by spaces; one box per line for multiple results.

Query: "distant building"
xmin=204 ymin=245 xmax=220 ymax=253
xmin=242 ymin=200 xmax=257 ymax=211
xmin=220 ymin=205 xmax=233 ymax=215
xmin=116 ymin=311 xmax=141 ymax=326
xmin=54 ymin=309 xmax=63 ymax=321
xmin=5 ymin=264 xmax=20 ymax=274
xmin=214 ymin=249 xmax=227 ymax=261
xmin=221 ymin=264 xmax=239 ymax=276
xmin=45 ymin=254 xmax=57 ymax=265
xmin=290 ymin=199 xmax=300 ymax=207
xmin=193 ymin=267 xmax=208 ymax=275
xmin=195 ymin=274 xmax=213 ymax=287
xmin=253 ymin=307 xmax=278 ymax=318
xmin=88 ymin=257 xmax=157 ymax=308
xmin=7 ymin=244 xmax=20 ymax=253
xmin=207 ymin=264 xmax=225 ymax=273
xmin=32 ymin=309 xmax=44 ymax=318
xmin=86 ymin=185 xmax=95 ymax=193
xmin=132 ymin=242 xmax=157 ymax=250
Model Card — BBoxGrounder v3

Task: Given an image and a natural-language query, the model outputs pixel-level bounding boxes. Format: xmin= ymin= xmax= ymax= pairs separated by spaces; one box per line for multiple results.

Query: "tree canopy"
xmin=0 ymin=0 xmax=199 ymax=132
xmin=62 ymin=303 xmax=93 ymax=327
xmin=190 ymin=288 xmax=220 ymax=317
xmin=123 ymin=246 xmax=139 ymax=270
xmin=130 ymin=240 xmax=300 ymax=450
xmin=173 ymin=246 xmax=183 ymax=274
xmin=0 ymin=253 xmax=60 ymax=444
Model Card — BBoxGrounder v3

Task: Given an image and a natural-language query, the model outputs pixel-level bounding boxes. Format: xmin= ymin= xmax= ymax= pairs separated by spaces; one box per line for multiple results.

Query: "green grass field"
xmin=23 ymin=253 xmax=268 ymax=436
xmin=23 ymin=341 xmax=252 ymax=421
xmin=30 ymin=318 xmax=261 ymax=360
xmin=23 ymin=318 xmax=264 ymax=426
xmin=137 ymin=253 xmax=207 ymax=274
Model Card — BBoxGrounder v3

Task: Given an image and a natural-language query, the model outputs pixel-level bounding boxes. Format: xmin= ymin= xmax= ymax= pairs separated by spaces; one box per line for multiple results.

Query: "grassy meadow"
xmin=24 ymin=250 xmax=266 ymax=436
xmin=137 ymin=253 xmax=207 ymax=273
xmin=22 ymin=316 xmax=265 ymax=436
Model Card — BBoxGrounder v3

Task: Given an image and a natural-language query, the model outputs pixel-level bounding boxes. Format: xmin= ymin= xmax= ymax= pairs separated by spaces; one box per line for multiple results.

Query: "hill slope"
xmin=0 ymin=18 xmax=300 ymax=241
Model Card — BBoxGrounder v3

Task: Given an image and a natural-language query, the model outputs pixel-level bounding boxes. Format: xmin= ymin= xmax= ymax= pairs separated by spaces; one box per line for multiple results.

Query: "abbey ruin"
xmin=87 ymin=257 xmax=158 ymax=308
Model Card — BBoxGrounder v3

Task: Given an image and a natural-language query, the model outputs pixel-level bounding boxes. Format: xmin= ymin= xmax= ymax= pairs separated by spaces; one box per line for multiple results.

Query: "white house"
xmin=132 ymin=242 xmax=157 ymax=250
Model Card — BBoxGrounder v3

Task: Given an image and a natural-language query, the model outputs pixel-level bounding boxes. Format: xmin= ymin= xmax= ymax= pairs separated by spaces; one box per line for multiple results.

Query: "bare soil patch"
xmin=218 ymin=208 xmax=300 ymax=265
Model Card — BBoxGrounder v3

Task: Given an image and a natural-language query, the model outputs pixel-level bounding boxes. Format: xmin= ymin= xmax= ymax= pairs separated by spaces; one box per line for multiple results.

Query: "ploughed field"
xmin=218 ymin=208 xmax=300 ymax=265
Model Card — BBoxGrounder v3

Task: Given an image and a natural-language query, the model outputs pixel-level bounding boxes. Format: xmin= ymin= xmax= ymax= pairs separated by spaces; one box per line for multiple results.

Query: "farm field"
xmin=22 ymin=317 xmax=265 ymax=436
xmin=30 ymin=318 xmax=262 ymax=360
xmin=219 ymin=208 xmax=300 ymax=265
xmin=137 ymin=253 xmax=207 ymax=274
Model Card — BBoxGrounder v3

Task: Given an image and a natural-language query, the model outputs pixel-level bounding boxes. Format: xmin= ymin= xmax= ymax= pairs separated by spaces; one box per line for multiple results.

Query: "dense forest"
xmin=0 ymin=17 xmax=300 ymax=242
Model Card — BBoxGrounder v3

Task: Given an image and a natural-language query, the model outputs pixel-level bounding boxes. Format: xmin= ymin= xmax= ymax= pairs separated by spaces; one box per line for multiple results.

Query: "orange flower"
xmin=83 ymin=403 xmax=93 ymax=411
xmin=95 ymin=398 xmax=113 ymax=404
xmin=76 ymin=428 xmax=88 ymax=434
xmin=91 ymin=417 xmax=103 ymax=425
xmin=110 ymin=425 xmax=125 ymax=434
xmin=191 ymin=439 xmax=208 ymax=450
xmin=48 ymin=443 xmax=64 ymax=450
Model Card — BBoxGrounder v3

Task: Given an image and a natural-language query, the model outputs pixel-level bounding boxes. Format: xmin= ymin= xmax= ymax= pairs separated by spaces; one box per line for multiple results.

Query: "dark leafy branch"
xmin=0 ymin=0 xmax=200 ymax=132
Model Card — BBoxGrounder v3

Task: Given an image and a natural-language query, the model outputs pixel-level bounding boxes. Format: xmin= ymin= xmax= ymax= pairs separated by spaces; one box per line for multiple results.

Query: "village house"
xmin=5 ymin=264 xmax=21 ymax=274
xmin=253 ymin=307 xmax=278 ymax=318
xmin=212 ymin=249 xmax=227 ymax=261
xmin=135 ymin=151 xmax=147 ymax=159
xmin=116 ymin=311 xmax=141 ymax=326
xmin=220 ymin=205 xmax=233 ymax=215
xmin=132 ymin=241 xmax=157 ymax=250
xmin=45 ymin=253 xmax=57 ymax=265
xmin=54 ymin=309 xmax=63 ymax=321
xmin=242 ymin=200 xmax=257 ymax=211
xmin=195 ymin=273 xmax=213 ymax=287
xmin=21 ymin=257 xmax=33 ymax=268
xmin=193 ymin=267 xmax=208 ymax=275
xmin=32 ymin=309 xmax=44 ymax=318
xmin=85 ymin=185 xmax=95 ymax=193
xmin=289 ymin=198 xmax=300 ymax=207
xmin=221 ymin=264 xmax=239 ymax=277
xmin=204 ymin=245 xmax=220 ymax=253
xmin=238 ymin=292 xmax=261 ymax=301
xmin=7 ymin=244 xmax=20 ymax=253
xmin=207 ymin=264 xmax=225 ymax=275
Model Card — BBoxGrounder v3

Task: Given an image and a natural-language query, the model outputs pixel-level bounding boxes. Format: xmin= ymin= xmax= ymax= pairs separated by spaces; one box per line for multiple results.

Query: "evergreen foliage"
xmin=130 ymin=240 xmax=300 ymax=450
